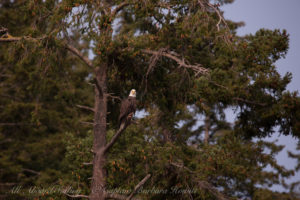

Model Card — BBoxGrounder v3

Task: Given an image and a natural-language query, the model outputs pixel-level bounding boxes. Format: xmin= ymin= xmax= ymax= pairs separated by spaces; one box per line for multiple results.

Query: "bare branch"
xmin=79 ymin=121 xmax=95 ymax=126
xmin=171 ymin=162 xmax=228 ymax=200
xmin=126 ymin=174 xmax=151 ymax=200
xmin=106 ymin=193 xmax=128 ymax=200
xmin=106 ymin=93 xmax=122 ymax=101
xmin=0 ymin=182 xmax=16 ymax=186
xmin=170 ymin=162 xmax=195 ymax=174
xmin=201 ymin=2 xmax=229 ymax=32
xmin=0 ymin=37 xmax=21 ymax=42
xmin=76 ymin=104 xmax=95 ymax=112
xmin=65 ymin=44 xmax=93 ymax=69
xmin=0 ymin=35 xmax=47 ymax=42
xmin=233 ymin=97 xmax=266 ymax=106
xmin=22 ymin=168 xmax=40 ymax=176
xmin=83 ymin=162 xmax=93 ymax=166
xmin=105 ymin=193 xmax=140 ymax=200
xmin=62 ymin=191 xmax=89 ymax=199
xmin=0 ymin=138 xmax=12 ymax=144
xmin=208 ymin=80 xmax=229 ymax=90
xmin=0 ymin=28 xmax=94 ymax=69
xmin=104 ymin=123 xmax=128 ymax=153
xmin=0 ymin=123 xmax=32 ymax=126
xmin=111 ymin=2 xmax=130 ymax=17
xmin=198 ymin=181 xmax=228 ymax=200
xmin=141 ymin=49 xmax=209 ymax=76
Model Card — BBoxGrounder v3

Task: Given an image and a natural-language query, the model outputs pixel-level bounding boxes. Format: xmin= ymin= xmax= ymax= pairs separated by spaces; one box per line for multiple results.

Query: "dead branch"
xmin=0 ymin=138 xmax=12 ymax=144
xmin=22 ymin=168 xmax=40 ymax=176
xmin=170 ymin=162 xmax=195 ymax=174
xmin=0 ymin=27 xmax=94 ymax=69
xmin=103 ymin=123 xmax=128 ymax=153
xmin=62 ymin=191 xmax=89 ymax=199
xmin=0 ymin=182 xmax=17 ymax=186
xmin=106 ymin=93 xmax=122 ymax=101
xmin=111 ymin=2 xmax=130 ymax=17
xmin=105 ymin=193 xmax=140 ymax=200
xmin=233 ymin=97 xmax=266 ymax=106
xmin=141 ymin=49 xmax=209 ymax=76
xmin=65 ymin=44 xmax=93 ymax=69
xmin=146 ymin=48 xmax=167 ymax=78
xmin=104 ymin=174 xmax=151 ymax=200
xmin=0 ymin=123 xmax=32 ymax=126
xmin=79 ymin=121 xmax=95 ymax=126
xmin=0 ymin=35 xmax=48 ymax=42
xmin=105 ymin=193 xmax=128 ymax=200
xmin=171 ymin=162 xmax=228 ymax=200
xmin=83 ymin=162 xmax=93 ymax=166
xmin=126 ymin=174 xmax=151 ymax=200
xmin=0 ymin=37 xmax=21 ymax=42
xmin=76 ymin=104 xmax=95 ymax=112
xmin=198 ymin=1 xmax=229 ymax=32
xmin=198 ymin=181 xmax=228 ymax=200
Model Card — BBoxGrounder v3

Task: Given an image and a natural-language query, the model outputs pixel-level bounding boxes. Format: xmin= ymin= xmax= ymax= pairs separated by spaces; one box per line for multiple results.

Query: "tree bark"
xmin=90 ymin=65 xmax=108 ymax=200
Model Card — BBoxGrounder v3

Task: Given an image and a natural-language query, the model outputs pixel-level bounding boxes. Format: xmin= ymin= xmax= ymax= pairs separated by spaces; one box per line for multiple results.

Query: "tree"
xmin=1 ymin=0 xmax=300 ymax=199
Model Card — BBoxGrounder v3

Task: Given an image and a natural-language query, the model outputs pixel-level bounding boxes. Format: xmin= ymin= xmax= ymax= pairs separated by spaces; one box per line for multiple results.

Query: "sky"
xmin=221 ymin=0 xmax=300 ymax=192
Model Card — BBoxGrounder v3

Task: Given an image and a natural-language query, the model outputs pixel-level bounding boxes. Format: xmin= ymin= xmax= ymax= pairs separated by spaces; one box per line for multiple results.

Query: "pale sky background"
xmin=222 ymin=0 xmax=300 ymax=192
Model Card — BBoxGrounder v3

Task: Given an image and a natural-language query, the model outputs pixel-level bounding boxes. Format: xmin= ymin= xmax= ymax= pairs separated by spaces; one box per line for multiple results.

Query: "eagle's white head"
xmin=129 ymin=89 xmax=136 ymax=97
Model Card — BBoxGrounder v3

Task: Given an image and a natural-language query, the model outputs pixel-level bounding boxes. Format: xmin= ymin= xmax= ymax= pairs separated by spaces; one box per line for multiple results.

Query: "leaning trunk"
xmin=90 ymin=65 xmax=108 ymax=200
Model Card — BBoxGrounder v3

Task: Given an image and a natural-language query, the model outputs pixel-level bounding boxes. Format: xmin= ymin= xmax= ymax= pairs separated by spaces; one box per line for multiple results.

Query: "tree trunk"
xmin=90 ymin=65 xmax=107 ymax=200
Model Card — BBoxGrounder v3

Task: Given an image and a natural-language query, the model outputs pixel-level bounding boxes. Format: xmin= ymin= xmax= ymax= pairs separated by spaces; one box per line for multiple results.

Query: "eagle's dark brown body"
xmin=119 ymin=96 xmax=136 ymax=127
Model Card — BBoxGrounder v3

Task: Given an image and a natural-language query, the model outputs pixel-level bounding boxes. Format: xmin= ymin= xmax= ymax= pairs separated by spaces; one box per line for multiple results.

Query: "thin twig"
xmin=79 ymin=121 xmax=95 ymax=126
xmin=22 ymin=168 xmax=40 ymax=176
xmin=76 ymin=104 xmax=95 ymax=112
xmin=83 ymin=162 xmax=93 ymax=166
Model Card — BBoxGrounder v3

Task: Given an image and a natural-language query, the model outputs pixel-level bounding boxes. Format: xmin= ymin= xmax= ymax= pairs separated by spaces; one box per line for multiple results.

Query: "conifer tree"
xmin=1 ymin=0 xmax=300 ymax=199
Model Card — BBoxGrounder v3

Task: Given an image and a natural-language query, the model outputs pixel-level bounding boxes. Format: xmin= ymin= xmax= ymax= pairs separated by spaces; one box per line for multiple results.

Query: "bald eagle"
xmin=119 ymin=89 xmax=137 ymax=129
